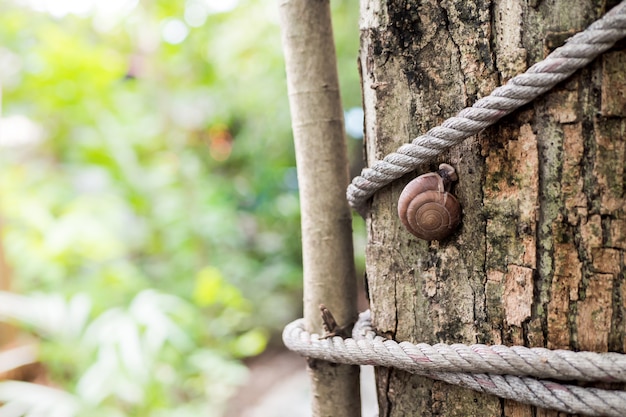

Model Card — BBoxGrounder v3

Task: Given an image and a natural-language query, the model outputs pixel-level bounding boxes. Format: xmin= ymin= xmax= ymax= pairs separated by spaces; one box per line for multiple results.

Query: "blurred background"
xmin=0 ymin=0 xmax=367 ymax=416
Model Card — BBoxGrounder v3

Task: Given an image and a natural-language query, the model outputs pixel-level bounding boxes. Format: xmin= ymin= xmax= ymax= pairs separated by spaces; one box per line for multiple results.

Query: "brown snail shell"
xmin=397 ymin=164 xmax=461 ymax=241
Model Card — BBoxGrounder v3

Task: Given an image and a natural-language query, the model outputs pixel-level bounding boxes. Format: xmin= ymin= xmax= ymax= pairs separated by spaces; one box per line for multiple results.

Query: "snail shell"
xmin=397 ymin=165 xmax=461 ymax=241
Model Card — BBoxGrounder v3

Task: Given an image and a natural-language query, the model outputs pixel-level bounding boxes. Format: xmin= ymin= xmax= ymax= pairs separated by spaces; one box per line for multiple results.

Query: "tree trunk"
xmin=359 ymin=0 xmax=625 ymax=416
xmin=279 ymin=1 xmax=360 ymax=416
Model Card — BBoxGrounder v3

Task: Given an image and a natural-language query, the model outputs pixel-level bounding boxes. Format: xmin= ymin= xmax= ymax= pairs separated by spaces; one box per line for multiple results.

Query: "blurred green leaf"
xmin=193 ymin=266 xmax=246 ymax=309
xmin=0 ymin=0 xmax=361 ymax=415
xmin=230 ymin=328 xmax=268 ymax=358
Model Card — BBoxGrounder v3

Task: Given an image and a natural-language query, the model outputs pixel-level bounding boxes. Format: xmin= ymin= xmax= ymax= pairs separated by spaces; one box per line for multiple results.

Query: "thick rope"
xmin=285 ymin=4 xmax=626 ymax=415
xmin=284 ymin=311 xmax=626 ymax=417
xmin=346 ymin=1 xmax=626 ymax=212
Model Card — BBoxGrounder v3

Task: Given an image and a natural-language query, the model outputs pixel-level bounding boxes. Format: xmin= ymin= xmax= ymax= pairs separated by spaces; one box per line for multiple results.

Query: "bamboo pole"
xmin=278 ymin=1 xmax=360 ymax=416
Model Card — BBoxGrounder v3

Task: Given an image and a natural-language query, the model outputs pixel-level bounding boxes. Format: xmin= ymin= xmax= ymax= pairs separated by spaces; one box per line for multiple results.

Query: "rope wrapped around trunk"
xmin=346 ymin=0 xmax=626 ymax=213
xmin=284 ymin=310 xmax=626 ymax=417
xmin=286 ymin=3 xmax=626 ymax=415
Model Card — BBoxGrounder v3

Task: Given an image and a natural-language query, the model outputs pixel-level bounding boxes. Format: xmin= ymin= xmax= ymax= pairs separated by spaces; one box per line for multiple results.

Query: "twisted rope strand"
xmin=283 ymin=311 xmax=626 ymax=417
xmin=284 ymin=311 xmax=626 ymax=382
xmin=346 ymin=1 xmax=626 ymax=211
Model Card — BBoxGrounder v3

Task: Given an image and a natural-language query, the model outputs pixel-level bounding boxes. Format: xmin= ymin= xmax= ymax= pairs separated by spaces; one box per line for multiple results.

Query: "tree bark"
xmin=359 ymin=0 xmax=625 ymax=416
xmin=279 ymin=1 xmax=360 ymax=416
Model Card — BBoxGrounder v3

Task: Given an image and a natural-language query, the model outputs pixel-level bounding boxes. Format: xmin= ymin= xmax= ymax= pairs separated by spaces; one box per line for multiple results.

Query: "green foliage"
xmin=0 ymin=290 xmax=248 ymax=416
xmin=0 ymin=0 xmax=361 ymax=415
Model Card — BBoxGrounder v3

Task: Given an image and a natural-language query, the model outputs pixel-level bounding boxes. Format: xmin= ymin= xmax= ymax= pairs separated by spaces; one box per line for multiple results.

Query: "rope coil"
xmin=283 ymin=311 xmax=626 ymax=417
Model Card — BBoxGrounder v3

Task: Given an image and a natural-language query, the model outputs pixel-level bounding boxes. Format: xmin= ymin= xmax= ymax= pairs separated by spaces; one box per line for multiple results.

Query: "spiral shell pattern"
xmin=398 ymin=172 xmax=461 ymax=241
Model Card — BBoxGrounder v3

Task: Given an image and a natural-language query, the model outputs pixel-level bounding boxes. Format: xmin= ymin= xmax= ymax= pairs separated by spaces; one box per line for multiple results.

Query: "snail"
xmin=397 ymin=163 xmax=461 ymax=241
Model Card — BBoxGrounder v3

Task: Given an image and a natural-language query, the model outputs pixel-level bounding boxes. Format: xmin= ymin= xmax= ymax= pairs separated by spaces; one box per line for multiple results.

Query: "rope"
xmin=283 ymin=311 xmax=626 ymax=417
xmin=346 ymin=0 xmax=626 ymax=212
xmin=284 ymin=4 xmax=626 ymax=415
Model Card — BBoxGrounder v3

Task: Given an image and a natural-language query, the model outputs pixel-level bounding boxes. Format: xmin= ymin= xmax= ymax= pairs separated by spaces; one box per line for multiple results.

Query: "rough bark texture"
xmin=359 ymin=0 xmax=625 ymax=416
xmin=279 ymin=1 xmax=360 ymax=416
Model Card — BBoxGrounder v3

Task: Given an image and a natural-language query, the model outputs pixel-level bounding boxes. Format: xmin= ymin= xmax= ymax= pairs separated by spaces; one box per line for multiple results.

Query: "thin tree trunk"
xmin=278 ymin=1 xmax=361 ymax=416
xmin=359 ymin=0 xmax=625 ymax=416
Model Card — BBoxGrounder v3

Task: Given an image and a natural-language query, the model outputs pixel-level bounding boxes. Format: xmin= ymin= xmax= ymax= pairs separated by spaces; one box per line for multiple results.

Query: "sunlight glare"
xmin=14 ymin=0 xmax=138 ymax=23
xmin=161 ymin=19 xmax=189 ymax=45
xmin=184 ymin=1 xmax=209 ymax=28
xmin=0 ymin=115 xmax=45 ymax=148
xmin=205 ymin=0 xmax=238 ymax=13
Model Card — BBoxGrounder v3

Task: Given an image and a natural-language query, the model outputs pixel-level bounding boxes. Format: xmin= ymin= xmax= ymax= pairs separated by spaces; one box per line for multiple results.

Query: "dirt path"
xmin=225 ymin=348 xmax=378 ymax=417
